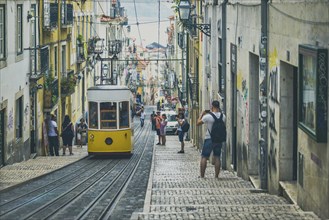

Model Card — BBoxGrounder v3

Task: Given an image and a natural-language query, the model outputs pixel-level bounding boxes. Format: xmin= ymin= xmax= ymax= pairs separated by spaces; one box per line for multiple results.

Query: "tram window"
xmin=100 ymin=102 xmax=117 ymax=129
xmin=89 ymin=102 xmax=98 ymax=129
xmin=119 ymin=101 xmax=129 ymax=128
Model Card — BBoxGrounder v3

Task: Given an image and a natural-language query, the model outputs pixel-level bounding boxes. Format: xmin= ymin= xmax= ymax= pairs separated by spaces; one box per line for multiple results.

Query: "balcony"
xmin=87 ymin=37 xmax=104 ymax=55
xmin=61 ymin=70 xmax=76 ymax=97
xmin=77 ymin=35 xmax=87 ymax=63
xmin=44 ymin=75 xmax=59 ymax=111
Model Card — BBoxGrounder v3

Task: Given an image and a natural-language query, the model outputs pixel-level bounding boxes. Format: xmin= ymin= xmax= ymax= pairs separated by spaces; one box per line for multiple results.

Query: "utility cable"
xmin=133 ymin=0 xmax=144 ymax=47
xmin=269 ymin=4 xmax=329 ymax=25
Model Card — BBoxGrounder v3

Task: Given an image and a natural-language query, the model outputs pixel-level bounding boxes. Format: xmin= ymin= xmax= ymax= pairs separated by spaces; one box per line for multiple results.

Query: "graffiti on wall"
xmin=269 ymin=107 xmax=276 ymax=133
xmin=7 ymin=109 xmax=13 ymax=130
xmin=237 ymin=71 xmax=250 ymax=145
xmin=268 ymin=134 xmax=277 ymax=178
xmin=269 ymin=48 xmax=279 ymax=103
xmin=270 ymin=67 xmax=278 ymax=102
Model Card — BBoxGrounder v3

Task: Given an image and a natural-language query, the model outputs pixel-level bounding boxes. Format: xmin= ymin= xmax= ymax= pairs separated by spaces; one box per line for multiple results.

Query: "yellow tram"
xmin=87 ymin=85 xmax=134 ymax=155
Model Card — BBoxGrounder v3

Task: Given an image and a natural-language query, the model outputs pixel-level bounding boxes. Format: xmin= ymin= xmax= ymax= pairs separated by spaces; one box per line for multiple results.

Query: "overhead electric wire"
xmin=133 ymin=0 xmax=144 ymax=47
xmin=269 ymin=4 xmax=329 ymax=25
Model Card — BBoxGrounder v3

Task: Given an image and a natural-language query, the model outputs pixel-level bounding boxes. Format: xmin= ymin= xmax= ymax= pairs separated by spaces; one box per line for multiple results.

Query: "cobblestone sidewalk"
xmin=0 ymin=145 xmax=88 ymax=191
xmin=132 ymin=136 xmax=320 ymax=220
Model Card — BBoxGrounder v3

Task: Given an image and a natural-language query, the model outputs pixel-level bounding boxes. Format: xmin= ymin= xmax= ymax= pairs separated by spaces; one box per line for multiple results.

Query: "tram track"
xmin=0 ymin=118 xmax=154 ymax=220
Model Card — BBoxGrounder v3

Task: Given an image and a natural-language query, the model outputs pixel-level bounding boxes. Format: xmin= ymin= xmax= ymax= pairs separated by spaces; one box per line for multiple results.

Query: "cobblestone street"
xmin=133 ymin=136 xmax=320 ymax=220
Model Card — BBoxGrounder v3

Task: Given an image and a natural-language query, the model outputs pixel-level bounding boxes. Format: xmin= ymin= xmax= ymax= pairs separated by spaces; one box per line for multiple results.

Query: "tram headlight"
xmin=90 ymin=134 xmax=94 ymax=142
xmin=105 ymin=137 xmax=113 ymax=145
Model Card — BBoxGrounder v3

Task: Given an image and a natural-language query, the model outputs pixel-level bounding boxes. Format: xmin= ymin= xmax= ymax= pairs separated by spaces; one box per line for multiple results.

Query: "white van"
xmin=160 ymin=110 xmax=178 ymax=135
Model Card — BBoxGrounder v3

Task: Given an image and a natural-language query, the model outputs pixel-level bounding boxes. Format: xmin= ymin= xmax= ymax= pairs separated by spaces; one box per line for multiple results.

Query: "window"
xmin=89 ymin=102 xmax=98 ymax=129
xmin=61 ymin=45 xmax=66 ymax=75
xmin=119 ymin=101 xmax=129 ymax=128
xmin=218 ymin=64 xmax=224 ymax=95
xmin=100 ymin=102 xmax=117 ymax=129
xmin=54 ymin=46 xmax=58 ymax=77
xmin=82 ymin=16 xmax=84 ymax=40
xmin=17 ymin=4 xmax=23 ymax=54
xmin=218 ymin=38 xmax=222 ymax=64
xmin=86 ymin=16 xmax=88 ymax=40
xmin=0 ymin=5 xmax=5 ymax=59
xmin=298 ymin=45 xmax=328 ymax=142
xmin=15 ymin=97 xmax=23 ymax=139
xmin=90 ymin=16 xmax=93 ymax=37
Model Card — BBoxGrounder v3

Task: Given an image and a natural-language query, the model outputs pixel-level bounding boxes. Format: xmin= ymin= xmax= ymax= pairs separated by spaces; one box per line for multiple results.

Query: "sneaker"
xmin=156 ymin=143 xmax=161 ymax=145
xmin=177 ymin=150 xmax=184 ymax=153
xmin=70 ymin=153 xmax=74 ymax=156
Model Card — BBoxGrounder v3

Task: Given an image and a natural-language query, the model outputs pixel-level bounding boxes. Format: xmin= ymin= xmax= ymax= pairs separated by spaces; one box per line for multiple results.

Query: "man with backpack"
xmin=196 ymin=100 xmax=226 ymax=178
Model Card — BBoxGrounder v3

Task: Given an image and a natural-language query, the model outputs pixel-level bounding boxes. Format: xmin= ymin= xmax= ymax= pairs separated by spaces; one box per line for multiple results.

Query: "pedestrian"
xmin=160 ymin=114 xmax=168 ymax=145
xmin=77 ymin=118 xmax=88 ymax=148
xmin=176 ymin=113 xmax=186 ymax=153
xmin=155 ymin=111 xmax=162 ymax=145
xmin=196 ymin=100 xmax=226 ymax=178
xmin=139 ymin=107 xmax=145 ymax=127
xmin=61 ymin=115 xmax=74 ymax=156
xmin=150 ymin=111 xmax=156 ymax=130
xmin=48 ymin=114 xmax=59 ymax=156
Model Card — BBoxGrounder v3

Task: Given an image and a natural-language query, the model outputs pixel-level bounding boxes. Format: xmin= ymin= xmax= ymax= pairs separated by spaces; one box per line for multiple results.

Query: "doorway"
xmin=231 ymin=72 xmax=237 ymax=171
xmin=0 ymin=109 xmax=5 ymax=167
xmin=280 ymin=62 xmax=298 ymax=180
xmin=248 ymin=53 xmax=260 ymax=175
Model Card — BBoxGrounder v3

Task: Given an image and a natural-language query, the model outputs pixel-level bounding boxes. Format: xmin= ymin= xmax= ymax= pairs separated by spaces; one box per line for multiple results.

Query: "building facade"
xmin=0 ymin=0 xmax=37 ymax=165
xmin=186 ymin=0 xmax=329 ymax=218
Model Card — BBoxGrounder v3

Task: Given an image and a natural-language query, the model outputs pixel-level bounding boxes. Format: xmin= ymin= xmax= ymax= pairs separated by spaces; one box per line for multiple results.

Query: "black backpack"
xmin=181 ymin=120 xmax=190 ymax=132
xmin=208 ymin=112 xmax=226 ymax=143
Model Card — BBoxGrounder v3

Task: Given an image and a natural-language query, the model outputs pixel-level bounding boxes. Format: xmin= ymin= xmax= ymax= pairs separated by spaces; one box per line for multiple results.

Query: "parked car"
xmin=160 ymin=110 xmax=178 ymax=135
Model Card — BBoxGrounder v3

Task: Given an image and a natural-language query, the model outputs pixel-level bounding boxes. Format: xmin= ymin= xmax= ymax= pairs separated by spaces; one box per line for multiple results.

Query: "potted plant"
xmin=61 ymin=74 xmax=77 ymax=96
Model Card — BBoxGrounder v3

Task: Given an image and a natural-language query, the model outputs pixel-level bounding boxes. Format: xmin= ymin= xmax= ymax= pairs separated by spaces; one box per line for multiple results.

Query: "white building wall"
xmin=0 ymin=0 xmax=35 ymax=164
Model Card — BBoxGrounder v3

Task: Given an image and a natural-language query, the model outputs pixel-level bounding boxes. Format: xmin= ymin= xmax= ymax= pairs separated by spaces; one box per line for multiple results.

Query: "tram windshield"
xmin=100 ymin=102 xmax=117 ymax=129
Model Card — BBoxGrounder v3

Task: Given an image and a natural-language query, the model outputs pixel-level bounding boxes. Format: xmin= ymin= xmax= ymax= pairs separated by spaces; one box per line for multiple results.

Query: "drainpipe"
xmin=221 ymin=0 xmax=228 ymax=170
xmin=259 ymin=0 xmax=269 ymax=190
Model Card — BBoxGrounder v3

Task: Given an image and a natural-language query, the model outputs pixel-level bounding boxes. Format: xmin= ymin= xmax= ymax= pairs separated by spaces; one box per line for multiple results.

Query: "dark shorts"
xmin=201 ymin=139 xmax=222 ymax=158
xmin=178 ymin=130 xmax=185 ymax=142
xmin=156 ymin=128 xmax=160 ymax=135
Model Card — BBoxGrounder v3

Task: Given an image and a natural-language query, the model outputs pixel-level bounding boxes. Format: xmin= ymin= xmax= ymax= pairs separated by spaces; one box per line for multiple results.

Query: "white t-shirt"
xmin=48 ymin=120 xmax=58 ymax=137
xmin=140 ymin=112 xmax=145 ymax=119
xmin=177 ymin=118 xmax=185 ymax=131
xmin=201 ymin=112 xmax=226 ymax=139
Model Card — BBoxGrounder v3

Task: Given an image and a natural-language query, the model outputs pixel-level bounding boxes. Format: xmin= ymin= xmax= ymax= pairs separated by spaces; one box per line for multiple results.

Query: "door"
xmin=0 ymin=109 xmax=5 ymax=167
xmin=231 ymin=72 xmax=237 ymax=171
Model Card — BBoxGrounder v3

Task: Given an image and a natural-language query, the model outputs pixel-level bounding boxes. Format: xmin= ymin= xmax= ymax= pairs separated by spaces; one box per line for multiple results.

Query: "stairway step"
xmin=151 ymin=188 xmax=264 ymax=196
xmin=151 ymin=194 xmax=289 ymax=206
xmin=152 ymin=179 xmax=254 ymax=189
xmin=148 ymin=204 xmax=301 ymax=213
xmin=132 ymin=210 xmax=320 ymax=220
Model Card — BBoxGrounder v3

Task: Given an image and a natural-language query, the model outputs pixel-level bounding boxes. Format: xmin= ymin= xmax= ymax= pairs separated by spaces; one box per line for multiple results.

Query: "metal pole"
xmin=259 ymin=0 xmax=269 ymax=190
xmin=221 ymin=0 xmax=228 ymax=170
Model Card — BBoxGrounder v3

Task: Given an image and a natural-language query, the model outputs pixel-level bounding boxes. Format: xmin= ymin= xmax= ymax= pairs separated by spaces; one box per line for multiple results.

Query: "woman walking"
xmin=61 ymin=115 xmax=74 ymax=155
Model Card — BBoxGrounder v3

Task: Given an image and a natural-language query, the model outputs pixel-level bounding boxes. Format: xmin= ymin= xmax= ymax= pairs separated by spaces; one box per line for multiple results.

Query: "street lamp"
xmin=177 ymin=0 xmax=211 ymax=37
xmin=102 ymin=64 xmax=109 ymax=82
